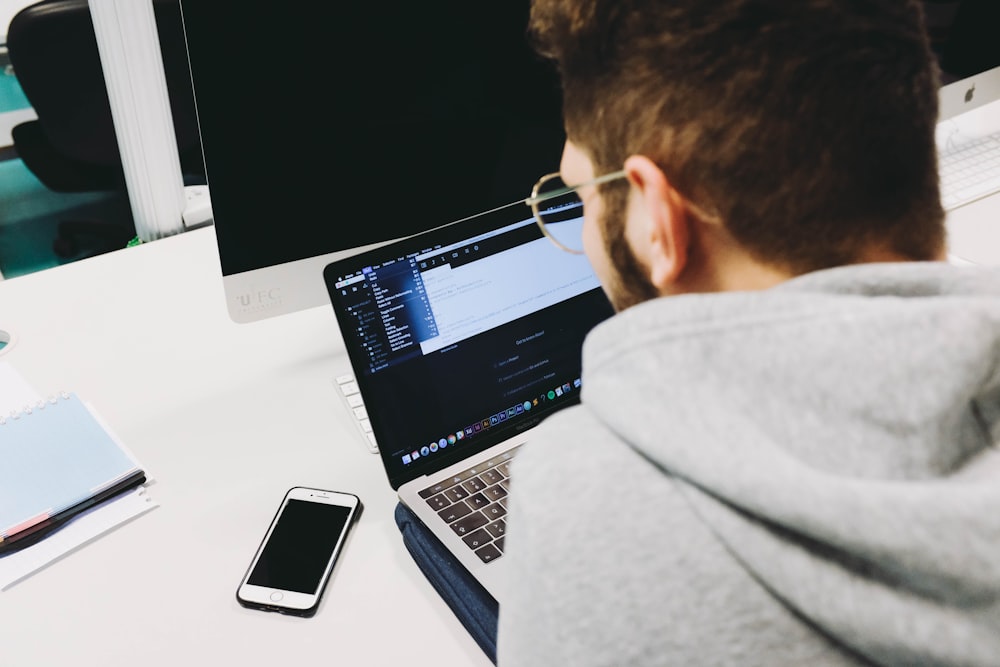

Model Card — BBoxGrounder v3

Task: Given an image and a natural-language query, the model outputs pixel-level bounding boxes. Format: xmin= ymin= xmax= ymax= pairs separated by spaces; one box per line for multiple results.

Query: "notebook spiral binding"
xmin=0 ymin=392 xmax=72 ymax=425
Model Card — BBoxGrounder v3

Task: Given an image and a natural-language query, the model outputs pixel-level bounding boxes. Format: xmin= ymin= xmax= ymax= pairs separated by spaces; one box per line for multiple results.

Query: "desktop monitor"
xmin=178 ymin=2 xmax=566 ymax=323
xmin=928 ymin=0 xmax=1000 ymax=119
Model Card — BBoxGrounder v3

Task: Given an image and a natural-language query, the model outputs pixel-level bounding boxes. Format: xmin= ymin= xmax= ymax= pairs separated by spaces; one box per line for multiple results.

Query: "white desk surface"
xmin=946 ymin=192 xmax=1000 ymax=265
xmin=0 ymin=227 xmax=491 ymax=666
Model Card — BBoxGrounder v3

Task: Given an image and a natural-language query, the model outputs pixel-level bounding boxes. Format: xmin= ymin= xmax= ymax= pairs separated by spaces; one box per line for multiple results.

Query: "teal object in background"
xmin=0 ymin=68 xmax=31 ymax=112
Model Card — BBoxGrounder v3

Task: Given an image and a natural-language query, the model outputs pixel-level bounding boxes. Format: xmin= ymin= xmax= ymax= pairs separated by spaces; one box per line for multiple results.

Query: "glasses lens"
xmin=534 ymin=176 xmax=585 ymax=253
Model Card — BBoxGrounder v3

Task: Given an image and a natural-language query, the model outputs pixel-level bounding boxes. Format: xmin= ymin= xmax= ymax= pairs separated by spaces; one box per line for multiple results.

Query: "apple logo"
xmin=965 ymin=83 xmax=976 ymax=103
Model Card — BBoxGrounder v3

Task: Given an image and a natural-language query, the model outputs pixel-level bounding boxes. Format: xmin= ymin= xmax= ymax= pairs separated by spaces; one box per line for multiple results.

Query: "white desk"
xmin=0 ymin=227 xmax=491 ymax=666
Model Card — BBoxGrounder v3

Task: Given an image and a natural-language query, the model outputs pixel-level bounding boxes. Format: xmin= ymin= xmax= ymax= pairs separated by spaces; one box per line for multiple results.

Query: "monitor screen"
xmin=178 ymin=2 xmax=566 ymax=322
xmin=926 ymin=0 xmax=1000 ymax=119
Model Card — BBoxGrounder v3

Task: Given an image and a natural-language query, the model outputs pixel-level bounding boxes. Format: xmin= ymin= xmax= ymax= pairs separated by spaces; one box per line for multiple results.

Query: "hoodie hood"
xmin=582 ymin=261 xmax=1000 ymax=665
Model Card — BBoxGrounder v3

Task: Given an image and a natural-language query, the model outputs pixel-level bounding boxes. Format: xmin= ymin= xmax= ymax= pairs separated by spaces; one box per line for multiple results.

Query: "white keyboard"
xmin=335 ymin=373 xmax=379 ymax=454
xmin=939 ymin=131 xmax=1000 ymax=210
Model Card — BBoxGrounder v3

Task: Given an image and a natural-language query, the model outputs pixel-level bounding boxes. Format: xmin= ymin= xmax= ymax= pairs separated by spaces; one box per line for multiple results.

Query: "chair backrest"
xmin=6 ymin=0 xmax=203 ymax=175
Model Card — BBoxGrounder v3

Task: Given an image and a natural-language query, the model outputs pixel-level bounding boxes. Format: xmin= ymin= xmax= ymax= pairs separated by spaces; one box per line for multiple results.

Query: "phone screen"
xmin=246 ymin=499 xmax=351 ymax=594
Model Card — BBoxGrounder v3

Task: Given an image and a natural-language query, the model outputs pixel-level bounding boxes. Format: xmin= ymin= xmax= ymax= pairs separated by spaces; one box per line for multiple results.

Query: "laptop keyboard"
xmin=419 ymin=446 xmax=521 ymax=564
xmin=939 ymin=131 xmax=1000 ymax=210
xmin=336 ymin=369 xmax=517 ymax=563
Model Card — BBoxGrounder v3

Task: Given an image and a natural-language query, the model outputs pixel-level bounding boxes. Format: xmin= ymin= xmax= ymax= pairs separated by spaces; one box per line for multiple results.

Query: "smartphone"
xmin=236 ymin=487 xmax=361 ymax=617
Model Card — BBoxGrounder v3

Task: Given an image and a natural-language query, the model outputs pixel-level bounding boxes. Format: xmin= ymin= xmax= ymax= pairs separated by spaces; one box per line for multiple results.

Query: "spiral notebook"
xmin=0 ymin=392 xmax=146 ymax=554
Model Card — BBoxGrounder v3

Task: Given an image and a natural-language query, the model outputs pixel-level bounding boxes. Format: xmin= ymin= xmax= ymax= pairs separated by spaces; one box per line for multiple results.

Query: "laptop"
xmin=323 ymin=198 xmax=613 ymax=600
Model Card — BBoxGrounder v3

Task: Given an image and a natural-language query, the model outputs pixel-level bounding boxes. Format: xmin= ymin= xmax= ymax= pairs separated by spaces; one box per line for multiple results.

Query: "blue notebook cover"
xmin=0 ymin=393 xmax=143 ymax=550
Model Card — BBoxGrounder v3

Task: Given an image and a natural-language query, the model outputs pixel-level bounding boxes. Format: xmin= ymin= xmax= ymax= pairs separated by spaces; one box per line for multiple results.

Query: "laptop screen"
xmin=324 ymin=201 xmax=614 ymax=489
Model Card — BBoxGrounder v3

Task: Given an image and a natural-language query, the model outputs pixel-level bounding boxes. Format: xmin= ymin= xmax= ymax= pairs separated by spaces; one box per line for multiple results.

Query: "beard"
xmin=598 ymin=185 xmax=660 ymax=311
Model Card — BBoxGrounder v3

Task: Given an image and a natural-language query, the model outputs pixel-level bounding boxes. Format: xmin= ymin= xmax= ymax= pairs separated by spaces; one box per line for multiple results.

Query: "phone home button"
xmin=269 ymin=591 xmax=284 ymax=602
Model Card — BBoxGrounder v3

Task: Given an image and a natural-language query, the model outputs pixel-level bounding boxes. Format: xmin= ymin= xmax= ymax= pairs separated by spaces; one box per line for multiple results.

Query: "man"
xmin=498 ymin=1 xmax=1000 ymax=665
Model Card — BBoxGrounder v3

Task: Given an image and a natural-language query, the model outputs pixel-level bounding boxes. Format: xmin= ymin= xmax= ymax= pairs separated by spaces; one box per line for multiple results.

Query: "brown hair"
xmin=529 ymin=0 xmax=945 ymax=274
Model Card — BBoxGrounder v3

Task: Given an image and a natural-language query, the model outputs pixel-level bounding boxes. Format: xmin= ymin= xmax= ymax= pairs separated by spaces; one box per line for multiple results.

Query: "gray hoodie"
xmin=498 ymin=262 xmax=1000 ymax=666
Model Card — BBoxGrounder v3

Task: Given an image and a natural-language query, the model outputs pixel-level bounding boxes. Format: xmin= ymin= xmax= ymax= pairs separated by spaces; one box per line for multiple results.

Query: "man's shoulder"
xmin=511 ymin=404 xmax=685 ymax=510
xmin=515 ymin=406 xmax=615 ymax=470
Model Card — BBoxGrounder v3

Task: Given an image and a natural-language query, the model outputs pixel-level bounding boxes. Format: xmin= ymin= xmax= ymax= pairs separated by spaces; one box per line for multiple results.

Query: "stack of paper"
xmin=0 ymin=361 xmax=158 ymax=590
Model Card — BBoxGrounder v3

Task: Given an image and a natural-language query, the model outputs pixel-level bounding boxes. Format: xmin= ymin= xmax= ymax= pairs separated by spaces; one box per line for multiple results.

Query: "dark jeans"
xmin=394 ymin=502 xmax=499 ymax=664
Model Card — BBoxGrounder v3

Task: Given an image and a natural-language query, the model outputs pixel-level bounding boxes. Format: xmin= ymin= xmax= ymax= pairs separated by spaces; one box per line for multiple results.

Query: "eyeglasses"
xmin=524 ymin=170 xmax=628 ymax=254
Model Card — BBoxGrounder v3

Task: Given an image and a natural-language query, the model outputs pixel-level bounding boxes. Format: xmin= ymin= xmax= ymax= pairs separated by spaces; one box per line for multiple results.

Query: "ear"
xmin=623 ymin=155 xmax=690 ymax=290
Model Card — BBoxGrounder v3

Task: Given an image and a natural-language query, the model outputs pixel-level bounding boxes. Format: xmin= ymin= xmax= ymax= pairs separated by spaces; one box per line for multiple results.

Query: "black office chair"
xmin=5 ymin=0 xmax=205 ymax=258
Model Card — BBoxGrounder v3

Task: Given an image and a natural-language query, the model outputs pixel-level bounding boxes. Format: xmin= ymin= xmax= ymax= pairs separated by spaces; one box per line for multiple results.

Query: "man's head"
xmin=529 ymin=0 xmax=946 ymax=309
